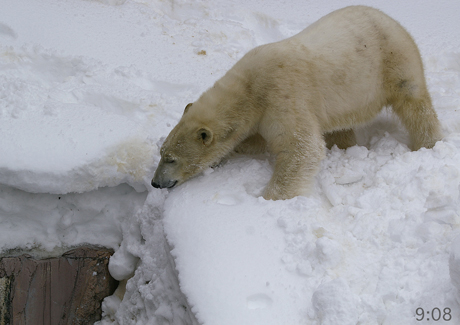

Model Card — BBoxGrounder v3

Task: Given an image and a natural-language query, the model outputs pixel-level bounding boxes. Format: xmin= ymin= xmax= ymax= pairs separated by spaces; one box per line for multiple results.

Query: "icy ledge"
xmin=0 ymin=45 xmax=181 ymax=194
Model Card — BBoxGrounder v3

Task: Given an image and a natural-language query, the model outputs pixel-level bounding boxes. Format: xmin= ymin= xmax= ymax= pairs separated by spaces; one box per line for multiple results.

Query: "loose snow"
xmin=0 ymin=0 xmax=459 ymax=324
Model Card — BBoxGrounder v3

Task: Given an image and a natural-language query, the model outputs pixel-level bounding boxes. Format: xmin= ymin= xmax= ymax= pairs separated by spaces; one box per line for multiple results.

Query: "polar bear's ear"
xmin=183 ymin=103 xmax=193 ymax=115
xmin=197 ymin=127 xmax=213 ymax=146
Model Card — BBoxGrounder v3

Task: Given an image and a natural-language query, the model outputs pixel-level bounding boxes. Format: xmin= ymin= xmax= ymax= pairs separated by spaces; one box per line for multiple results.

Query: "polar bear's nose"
xmin=151 ymin=179 xmax=178 ymax=189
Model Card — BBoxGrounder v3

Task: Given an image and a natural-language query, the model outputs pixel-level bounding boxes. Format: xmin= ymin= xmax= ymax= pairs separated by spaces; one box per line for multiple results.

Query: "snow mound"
xmin=0 ymin=46 xmax=174 ymax=193
xmin=158 ymin=134 xmax=460 ymax=324
xmin=99 ymin=191 xmax=199 ymax=325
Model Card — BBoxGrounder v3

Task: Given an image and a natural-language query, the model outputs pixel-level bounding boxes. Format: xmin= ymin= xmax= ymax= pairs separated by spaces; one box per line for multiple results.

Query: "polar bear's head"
xmin=151 ymin=102 xmax=234 ymax=190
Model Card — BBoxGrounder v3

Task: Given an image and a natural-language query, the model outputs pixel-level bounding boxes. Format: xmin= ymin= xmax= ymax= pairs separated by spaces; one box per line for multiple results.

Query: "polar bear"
xmin=152 ymin=5 xmax=442 ymax=200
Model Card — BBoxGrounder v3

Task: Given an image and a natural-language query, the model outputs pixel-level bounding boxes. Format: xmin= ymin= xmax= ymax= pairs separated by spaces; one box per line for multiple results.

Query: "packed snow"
xmin=1 ymin=0 xmax=460 ymax=324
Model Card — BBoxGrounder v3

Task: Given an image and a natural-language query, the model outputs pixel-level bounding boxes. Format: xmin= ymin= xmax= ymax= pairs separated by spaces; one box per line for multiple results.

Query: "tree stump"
xmin=0 ymin=246 xmax=118 ymax=325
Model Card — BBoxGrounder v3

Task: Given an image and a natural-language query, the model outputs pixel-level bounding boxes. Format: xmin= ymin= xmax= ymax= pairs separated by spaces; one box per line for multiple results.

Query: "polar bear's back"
xmin=217 ymin=5 xmax=429 ymax=132
xmin=290 ymin=5 xmax=424 ymax=86
xmin=244 ymin=5 xmax=426 ymax=131
xmin=294 ymin=6 xmax=415 ymax=51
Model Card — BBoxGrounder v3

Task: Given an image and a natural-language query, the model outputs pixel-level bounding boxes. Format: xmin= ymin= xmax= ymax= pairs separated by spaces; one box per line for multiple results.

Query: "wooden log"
xmin=0 ymin=246 xmax=118 ymax=325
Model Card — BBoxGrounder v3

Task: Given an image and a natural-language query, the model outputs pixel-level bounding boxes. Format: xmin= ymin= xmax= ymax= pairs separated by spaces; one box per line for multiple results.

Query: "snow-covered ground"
xmin=1 ymin=0 xmax=460 ymax=324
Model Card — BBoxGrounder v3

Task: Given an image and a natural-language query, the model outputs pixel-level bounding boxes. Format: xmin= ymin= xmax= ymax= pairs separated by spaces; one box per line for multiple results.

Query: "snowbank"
xmin=159 ymin=134 xmax=460 ymax=324
xmin=0 ymin=45 xmax=165 ymax=193
xmin=103 ymin=191 xmax=200 ymax=324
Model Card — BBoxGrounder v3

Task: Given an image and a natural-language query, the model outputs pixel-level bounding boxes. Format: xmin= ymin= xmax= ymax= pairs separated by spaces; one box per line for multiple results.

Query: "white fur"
xmin=152 ymin=6 xmax=442 ymax=200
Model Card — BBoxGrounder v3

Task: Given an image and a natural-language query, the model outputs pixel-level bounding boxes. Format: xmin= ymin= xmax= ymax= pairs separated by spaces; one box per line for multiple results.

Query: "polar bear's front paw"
xmin=263 ymin=185 xmax=291 ymax=201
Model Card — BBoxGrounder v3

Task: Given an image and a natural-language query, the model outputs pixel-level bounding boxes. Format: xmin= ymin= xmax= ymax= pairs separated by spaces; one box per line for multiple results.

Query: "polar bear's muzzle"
xmin=151 ymin=158 xmax=181 ymax=189
xmin=151 ymin=179 xmax=177 ymax=189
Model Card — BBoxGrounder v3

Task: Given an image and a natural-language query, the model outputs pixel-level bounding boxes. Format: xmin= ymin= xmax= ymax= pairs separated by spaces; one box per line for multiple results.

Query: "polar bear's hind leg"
xmin=324 ymin=129 xmax=357 ymax=150
xmin=389 ymin=81 xmax=442 ymax=150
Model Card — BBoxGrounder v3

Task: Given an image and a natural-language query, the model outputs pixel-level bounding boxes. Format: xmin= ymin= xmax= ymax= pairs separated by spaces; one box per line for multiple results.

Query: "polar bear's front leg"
xmin=262 ymin=128 xmax=325 ymax=200
xmin=234 ymin=133 xmax=267 ymax=155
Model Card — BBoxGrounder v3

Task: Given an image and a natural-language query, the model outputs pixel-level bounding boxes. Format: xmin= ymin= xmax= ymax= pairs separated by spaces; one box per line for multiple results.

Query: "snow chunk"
xmin=345 ymin=145 xmax=368 ymax=159
xmin=312 ymin=278 xmax=360 ymax=325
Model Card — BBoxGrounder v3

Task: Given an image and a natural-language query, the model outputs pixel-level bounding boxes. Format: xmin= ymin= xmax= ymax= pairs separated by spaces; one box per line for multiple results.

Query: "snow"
xmin=0 ymin=0 xmax=459 ymax=324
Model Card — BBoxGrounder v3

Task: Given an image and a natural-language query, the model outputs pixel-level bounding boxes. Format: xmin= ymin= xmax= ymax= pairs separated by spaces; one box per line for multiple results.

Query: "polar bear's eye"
xmin=164 ymin=157 xmax=176 ymax=164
